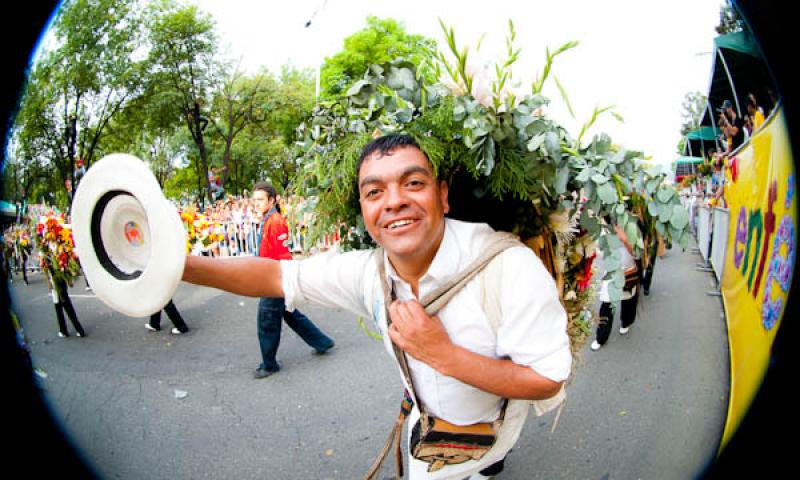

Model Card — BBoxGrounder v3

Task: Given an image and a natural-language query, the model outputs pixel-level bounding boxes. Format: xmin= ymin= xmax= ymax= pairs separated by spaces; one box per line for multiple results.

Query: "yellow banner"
xmin=720 ymin=105 xmax=796 ymax=450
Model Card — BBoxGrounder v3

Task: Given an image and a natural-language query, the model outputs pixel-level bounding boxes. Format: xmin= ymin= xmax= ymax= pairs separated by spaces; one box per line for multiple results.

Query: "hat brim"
xmin=72 ymin=154 xmax=186 ymax=317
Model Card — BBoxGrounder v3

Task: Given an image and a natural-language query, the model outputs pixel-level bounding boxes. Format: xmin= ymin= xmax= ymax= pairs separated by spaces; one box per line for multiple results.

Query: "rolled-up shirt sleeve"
xmin=281 ymin=249 xmax=373 ymax=319
xmin=495 ymin=246 xmax=572 ymax=383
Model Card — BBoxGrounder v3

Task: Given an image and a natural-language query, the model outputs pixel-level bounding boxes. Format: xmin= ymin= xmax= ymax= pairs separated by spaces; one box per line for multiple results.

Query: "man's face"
xmin=358 ymin=146 xmax=449 ymax=265
xmin=252 ymin=190 xmax=274 ymax=216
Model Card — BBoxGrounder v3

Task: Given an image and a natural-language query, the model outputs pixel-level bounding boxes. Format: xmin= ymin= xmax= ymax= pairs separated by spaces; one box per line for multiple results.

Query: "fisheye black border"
xmin=1 ymin=1 xmax=794 ymax=477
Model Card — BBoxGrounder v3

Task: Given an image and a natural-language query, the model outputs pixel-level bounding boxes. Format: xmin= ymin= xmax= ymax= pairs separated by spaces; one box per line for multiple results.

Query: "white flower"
xmin=465 ymin=61 xmax=493 ymax=108
xmin=549 ymin=210 xmax=572 ymax=233
xmin=565 ymin=290 xmax=577 ymax=301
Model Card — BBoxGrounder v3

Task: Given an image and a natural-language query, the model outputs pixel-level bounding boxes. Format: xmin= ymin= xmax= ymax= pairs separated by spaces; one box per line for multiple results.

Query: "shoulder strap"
xmin=419 ymin=231 xmax=521 ymax=316
xmin=478 ymin=241 xmax=568 ymax=419
xmin=374 ymin=230 xmax=523 ymax=411
xmin=365 ymin=232 xmax=522 ymax=480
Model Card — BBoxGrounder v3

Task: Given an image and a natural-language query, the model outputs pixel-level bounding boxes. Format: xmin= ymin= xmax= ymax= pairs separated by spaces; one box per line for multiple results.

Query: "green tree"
xmin=715 ymin=0 xmax=745 ymax=35
xmin=11 ymin=0 xmax=144 ymax=208
xmin=209 ymin=66 xmax=275 ymax=190
xmin=319 ymin=16 xmax=436 ymax=98
xmin=680 ymin=91 xmax=707 ymax=136
xmin=145 ymin=0 xmax=220 ymax=205
xmin=269 ymin=65 xmax=316 ymax=146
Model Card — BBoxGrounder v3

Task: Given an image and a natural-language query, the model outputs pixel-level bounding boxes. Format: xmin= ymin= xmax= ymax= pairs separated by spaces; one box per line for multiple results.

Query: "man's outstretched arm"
xmin=182 ymin=255 xmax=284 ymax=298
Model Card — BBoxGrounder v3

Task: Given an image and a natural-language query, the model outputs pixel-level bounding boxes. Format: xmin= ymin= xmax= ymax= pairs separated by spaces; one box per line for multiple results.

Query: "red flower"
xmin=577 ymin=252 xmax=596 ymax=292
xmin=729 ymin=156 xmax=739 ymax=182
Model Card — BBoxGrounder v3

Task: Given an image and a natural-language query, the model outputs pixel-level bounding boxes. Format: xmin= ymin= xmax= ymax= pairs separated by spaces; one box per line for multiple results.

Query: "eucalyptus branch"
xmin=532 ymin=41 xmax=578 ymax=94
xmin=576 ymin=104 xmax=615 ymax=148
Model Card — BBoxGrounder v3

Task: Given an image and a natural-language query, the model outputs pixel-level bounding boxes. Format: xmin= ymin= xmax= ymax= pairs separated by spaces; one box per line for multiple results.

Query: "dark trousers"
xmin=642 ymin=255 xmax=656 ymax=293
xmin=55 ymin=281 xmax=84 ymax=336
xmin=20 ymin=252 xmax=29 ymax=284
xmin=595 ymin=293 xmax=638 ymax=345
xmin=257 ymin=297 xmax=334 ymax=371
xmin=149 ymin=300 xmax=189 ymax=333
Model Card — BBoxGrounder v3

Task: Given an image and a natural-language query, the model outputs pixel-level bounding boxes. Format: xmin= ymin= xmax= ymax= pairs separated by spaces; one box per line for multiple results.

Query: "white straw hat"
xmin=71 ymin=154 xmax=185 ymax=317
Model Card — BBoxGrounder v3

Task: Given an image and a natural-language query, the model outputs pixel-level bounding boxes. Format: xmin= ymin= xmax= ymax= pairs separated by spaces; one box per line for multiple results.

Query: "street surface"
xmin=11 ymin=239 xmax=728 ymax=479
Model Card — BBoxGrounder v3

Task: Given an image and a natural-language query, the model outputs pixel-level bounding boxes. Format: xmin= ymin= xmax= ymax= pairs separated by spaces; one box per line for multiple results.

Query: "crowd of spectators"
xmin=680 ymin=91 xmax=775 ymax=234
xmin=183 ymin=193 xmax=340 ymax=258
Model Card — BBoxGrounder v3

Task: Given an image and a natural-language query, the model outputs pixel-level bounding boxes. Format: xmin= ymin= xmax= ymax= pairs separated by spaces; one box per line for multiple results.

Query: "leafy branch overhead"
xmin=294 ymin=19 xmax=689 ymax=304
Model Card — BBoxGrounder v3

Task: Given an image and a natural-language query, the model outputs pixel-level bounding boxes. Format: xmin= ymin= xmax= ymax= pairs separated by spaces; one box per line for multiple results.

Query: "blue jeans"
xmin=257 ymin=297 xmax=334 ymax=371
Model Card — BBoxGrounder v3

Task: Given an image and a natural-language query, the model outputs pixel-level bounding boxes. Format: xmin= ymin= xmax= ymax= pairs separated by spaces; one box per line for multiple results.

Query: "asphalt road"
xmin=10 ymin=240 xmax=729 ymax=479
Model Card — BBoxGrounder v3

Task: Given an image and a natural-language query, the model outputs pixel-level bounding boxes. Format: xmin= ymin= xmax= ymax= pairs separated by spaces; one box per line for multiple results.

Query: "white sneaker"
xmin=590 ymin=340 xmax=602 ymax=351
xmin=468 ymin=473 xmax=493 ymax=480
xmin=619 ymin=326 xmax=630 ymax=335
xmin=170 ymin=327 xmax=184 ymax=335
xmin=145 ymin=323 xmax=159 ymax=332
xmin=58 ymin=332 xmax=67 ymax=338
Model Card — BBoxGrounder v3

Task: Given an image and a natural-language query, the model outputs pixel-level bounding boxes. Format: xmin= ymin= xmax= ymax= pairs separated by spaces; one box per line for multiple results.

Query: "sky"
xmin=190 ymin=0 xmax=723 ymax=168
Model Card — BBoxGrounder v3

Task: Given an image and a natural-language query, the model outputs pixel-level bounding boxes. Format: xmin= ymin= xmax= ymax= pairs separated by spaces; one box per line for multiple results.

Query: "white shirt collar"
xmin=382 ymin=218 xmax=460 ymax=297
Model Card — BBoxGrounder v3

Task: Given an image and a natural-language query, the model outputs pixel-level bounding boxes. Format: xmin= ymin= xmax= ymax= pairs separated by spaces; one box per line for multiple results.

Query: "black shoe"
xmin=643 ymin=288 xmax=650 ymax=296
xmin=313 ymin=343 xmax=335 ymax=355
xmin=253 ymin=367 xmax=278 ymax=379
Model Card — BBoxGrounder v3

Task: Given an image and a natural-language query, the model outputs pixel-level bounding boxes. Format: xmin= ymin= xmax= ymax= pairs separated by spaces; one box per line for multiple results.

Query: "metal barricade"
xmin=710 ymin=207 xmax=729 ymax=283
xmin=696 ymin=206 xmax=713 ymax=262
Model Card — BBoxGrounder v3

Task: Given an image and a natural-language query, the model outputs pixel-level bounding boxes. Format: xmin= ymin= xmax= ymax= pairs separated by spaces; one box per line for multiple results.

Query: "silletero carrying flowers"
xmin=36 ymin=213 xmax=81 ymax=286
xmin=294 ymin=19 xmax=690 ymax=365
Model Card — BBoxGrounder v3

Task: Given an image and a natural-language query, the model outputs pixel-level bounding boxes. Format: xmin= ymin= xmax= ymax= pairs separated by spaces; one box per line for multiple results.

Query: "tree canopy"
xmin=319 ymin=16 xmax=436 ymax=98
xmin=6 ymin=0 xmax=317 ymax=209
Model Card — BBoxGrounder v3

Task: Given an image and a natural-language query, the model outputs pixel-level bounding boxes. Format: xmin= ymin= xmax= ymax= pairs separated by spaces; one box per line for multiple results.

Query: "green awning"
xmin=673 ymin=156 xmax=703 ymax=179
xmin=675 ymin=156 xmax=703 ymax=164
xmin=700 ymin=30 xmax=777 ymax=127
xmin=713 ymin=31 xmax=761 ymax=57
xmin=0 ymin=200 xmax=16 ymax=213
xmin=686 ymin=126 xmax=720 ymax=141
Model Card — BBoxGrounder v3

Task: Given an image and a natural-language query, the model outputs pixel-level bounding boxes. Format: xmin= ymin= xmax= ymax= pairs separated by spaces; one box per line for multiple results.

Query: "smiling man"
xmin=183 ymin=134 xmax=571 ymax=479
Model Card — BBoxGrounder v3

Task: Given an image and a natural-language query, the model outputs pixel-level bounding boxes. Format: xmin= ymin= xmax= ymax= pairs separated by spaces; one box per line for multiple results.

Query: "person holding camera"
xmin=718 ymin=99 xmax=745 ymax=152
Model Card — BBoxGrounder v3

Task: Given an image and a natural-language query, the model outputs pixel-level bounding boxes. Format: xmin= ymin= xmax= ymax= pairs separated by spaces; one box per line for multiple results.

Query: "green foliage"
xmin=320 ymin=16 xmax=437 ymax=98
xmin=164 ymin=163 xmax=201 ymax=203
xmin=295 ymin=19 xmax=690 ymax=304
xmin=680 ymin=91 xmax=707 ymax=137
xmin=9 ymin=0 xmax=145 ymax=208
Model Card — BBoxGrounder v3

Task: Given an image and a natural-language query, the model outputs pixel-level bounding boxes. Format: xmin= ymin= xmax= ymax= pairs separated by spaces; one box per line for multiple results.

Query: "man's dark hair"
xmin=357 ymin=134 xmax=429 ymax=178
xmin=253 ymin=181 xmax=278 ymax=199
xmin=253 ymin=181 xmax=281 ymax=213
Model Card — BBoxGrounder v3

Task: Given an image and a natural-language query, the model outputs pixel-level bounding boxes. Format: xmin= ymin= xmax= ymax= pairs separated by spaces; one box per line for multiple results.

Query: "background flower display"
xmin=35 ymin=213 xmax=81 ymax=286
xmin=180 ymin=208 xmax=225 ymax=254
xmin=15 ymin=225 xmax=33 ymax=255
xmin=293 ymin=20 xmax=690 ymax=360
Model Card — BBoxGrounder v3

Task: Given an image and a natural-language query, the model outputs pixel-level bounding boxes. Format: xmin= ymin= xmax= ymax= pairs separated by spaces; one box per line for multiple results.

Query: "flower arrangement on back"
xmin=293 ymin=19 xmax=690 ymax=359
xmin=35 ymin=212 xmax=81 ymax=286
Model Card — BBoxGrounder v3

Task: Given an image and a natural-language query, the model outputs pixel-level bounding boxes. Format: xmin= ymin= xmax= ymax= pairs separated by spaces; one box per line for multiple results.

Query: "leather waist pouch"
xmin=410 ymin=413 xmax=498 ymax=473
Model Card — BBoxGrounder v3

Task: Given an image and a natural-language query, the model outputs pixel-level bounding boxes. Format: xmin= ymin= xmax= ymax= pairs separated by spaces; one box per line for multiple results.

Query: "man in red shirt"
xmin=251 ymin=182 xmax=334 ymax=379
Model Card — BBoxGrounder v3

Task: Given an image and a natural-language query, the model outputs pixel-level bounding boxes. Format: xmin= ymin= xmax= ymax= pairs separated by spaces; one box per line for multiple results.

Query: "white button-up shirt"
xmin=281 ymin=218 xmax=571 ymax=425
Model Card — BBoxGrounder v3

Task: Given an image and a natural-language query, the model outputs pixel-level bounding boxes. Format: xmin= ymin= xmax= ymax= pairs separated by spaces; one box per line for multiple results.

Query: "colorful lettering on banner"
xmin=731 ymin=178 xmax=794 ymax=331
xmin=752 ymin=181 xmax=777 ymax=296
xmin=718 ymin=106 xmax=794 ymax=452
xmin=762 ymin=215 xmax=795 ymax=330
